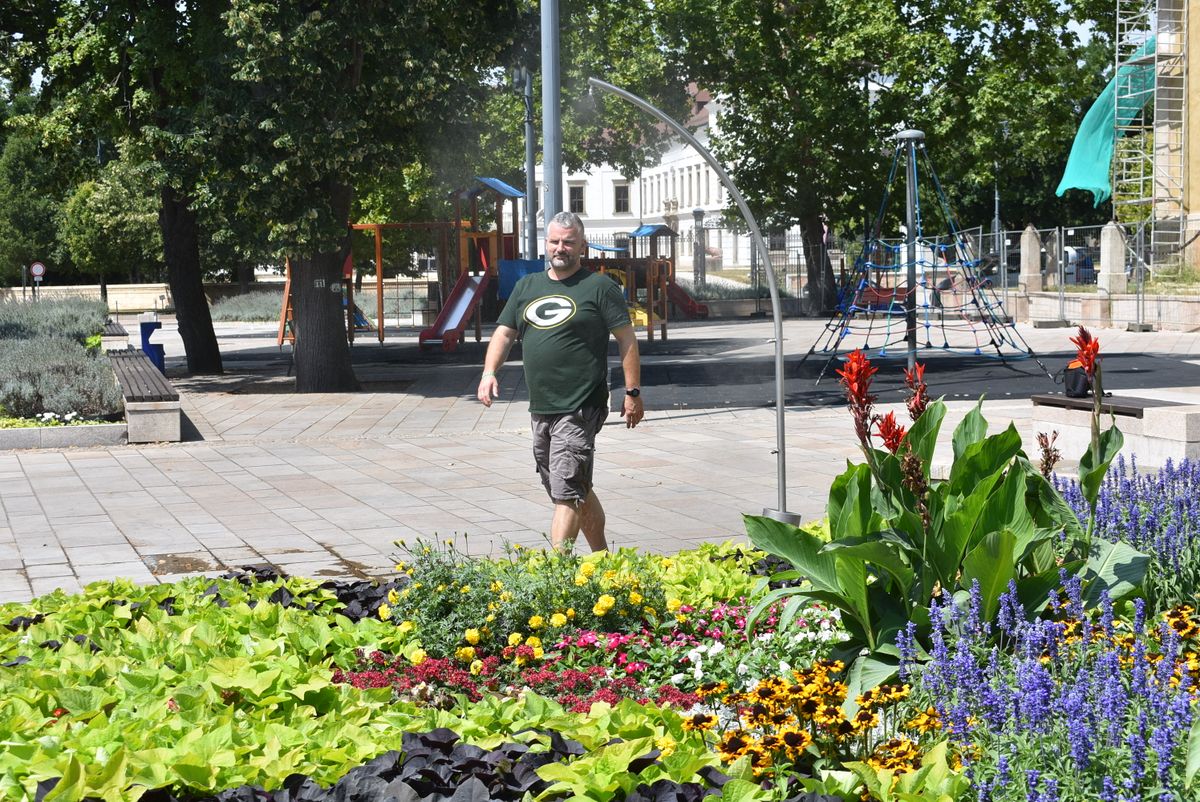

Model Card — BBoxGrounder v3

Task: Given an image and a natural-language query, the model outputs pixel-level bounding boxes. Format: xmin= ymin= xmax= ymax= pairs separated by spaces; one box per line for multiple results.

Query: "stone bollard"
xmin=1020 ymin=224 xmax=1042 ymax=292
xmin=1099 ymin=221 xmax=1127 ymax=295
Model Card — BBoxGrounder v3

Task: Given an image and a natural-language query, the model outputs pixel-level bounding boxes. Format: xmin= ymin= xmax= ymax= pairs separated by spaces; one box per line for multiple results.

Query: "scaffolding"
xmin=1113 ymin=0 xmax=1189 ymax=269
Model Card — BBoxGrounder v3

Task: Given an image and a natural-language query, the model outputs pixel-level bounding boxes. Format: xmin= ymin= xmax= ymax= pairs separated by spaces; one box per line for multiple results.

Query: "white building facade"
xmin=511 ymin=94 xmax=793 ymax=278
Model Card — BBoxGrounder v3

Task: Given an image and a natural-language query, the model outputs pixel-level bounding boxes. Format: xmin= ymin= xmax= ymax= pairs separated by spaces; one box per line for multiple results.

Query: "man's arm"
xmin=477 ymin=325 xmax=518 ymax=407
xmin=611 ymin=324 xmax=643 ymax=428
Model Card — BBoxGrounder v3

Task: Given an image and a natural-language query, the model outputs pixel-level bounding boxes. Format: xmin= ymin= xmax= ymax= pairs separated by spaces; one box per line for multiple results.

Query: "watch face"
xmin=626 ymin=388 xmax=640 ymax=398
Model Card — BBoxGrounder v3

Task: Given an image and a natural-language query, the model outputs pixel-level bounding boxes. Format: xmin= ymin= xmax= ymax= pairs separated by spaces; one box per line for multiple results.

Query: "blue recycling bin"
xmin=140 ymin=320 xmax=166 ymax=374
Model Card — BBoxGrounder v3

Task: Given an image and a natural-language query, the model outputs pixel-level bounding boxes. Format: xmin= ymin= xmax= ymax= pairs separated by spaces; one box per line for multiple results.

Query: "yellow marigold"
xmin=387 ymin=588 xmax=400 ymax=605
xmin=574 ymin=574 xmax=589 ymax=586
xmin=487 ymin=602 xmax=497 ymax=612
xmin=397 ymin=620 xmax=415 ymax=635
xmin=667 ymin=598 xmax=682 ymax=612
xmin=655 ymin=735 xmax=676 ymax=758
xmin=377 ymin=603 xmax=392 ymax=621
xmin=455 ymin=646 xmax=476 ymax=662
xmin=499 ymin=591 xmax=514 ymax=603
xmin=550 ymin=613 xmax=567 ymax=627
xmin=459 ymin=585 xmax=471 ymax=594
xmin=525 ymin=636 xmax=542 ymax=648
xmin=485 ymin=613 xmax=496 ymax=623
xmin=408 ymin=648 xmax=427 ymax=666
xmin=490 ymin=580 xmax=504 ymax=592
xmin=528 ymin=615 xmax=545 ymax=630
xmin=464 ymin=628 xmax=481 ymax=645
xmin=628 ymin=591 xmax=643 ymax=605
xmin=602 ymin=569 xmax=618 ymax=581
xmin=508 ymin=632 xmax=524 ymax=647
xmin=643 ymin=607 xmax=657 ymax=618
xmin=532 ymin=646 xmax=544 ymax=659
xmin=469 ymin=660 xmax=484 ymax=676
xmin=566 ymin=608 xmax=576 ymax=619
xmin=394 ymin=560 xmax=407 ymax=571
xmin=660 ymin=557 xmax=674 ymax=569
xmin=579 ymin=561 xmax=596 ymax=577
xmin=675 ymin=614 xmax=689 ymax=624
xmin=593 ymin=594 xmax=616 ymax=616
xmin=436 ymin=584 xmax=446 ymax=593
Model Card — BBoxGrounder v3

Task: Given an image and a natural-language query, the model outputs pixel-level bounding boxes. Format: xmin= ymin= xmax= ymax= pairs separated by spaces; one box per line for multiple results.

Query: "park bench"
xmin=100 ymin=320 xmax=128 ymax=350
xmin=1030 ymin=392 xmax=1200 ymax=467
xmin=107 ymin=348 xmax=181 ymax=443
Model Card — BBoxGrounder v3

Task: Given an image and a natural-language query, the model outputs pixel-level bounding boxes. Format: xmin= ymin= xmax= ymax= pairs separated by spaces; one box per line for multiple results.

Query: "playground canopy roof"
xmin=629 ymin=223 xmax=677 ymax=238
xmin=588 ymin=243 xmax=628 ymax=253
xmin=468 ymin=176 xmax=525 ymax=199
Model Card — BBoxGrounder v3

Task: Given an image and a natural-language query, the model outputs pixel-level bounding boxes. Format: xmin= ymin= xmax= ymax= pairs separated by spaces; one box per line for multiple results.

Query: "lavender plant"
xmin=899 ymin=579 xmax=1199 ymax=802
xmin=1057 ymin=455 xmax=1200 ymax=611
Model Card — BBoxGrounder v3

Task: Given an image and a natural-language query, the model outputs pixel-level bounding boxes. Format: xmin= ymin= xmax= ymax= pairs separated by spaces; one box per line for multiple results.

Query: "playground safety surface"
xmin=1 ymin=317 xmax=1199 ymax=603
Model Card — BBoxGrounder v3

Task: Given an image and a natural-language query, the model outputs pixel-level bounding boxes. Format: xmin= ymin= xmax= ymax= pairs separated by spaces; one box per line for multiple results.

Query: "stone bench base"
xmin=1032 ymin=400 xmax=1200 ymax=467
xmin=125 ymin=400 xmax=182 ymax=443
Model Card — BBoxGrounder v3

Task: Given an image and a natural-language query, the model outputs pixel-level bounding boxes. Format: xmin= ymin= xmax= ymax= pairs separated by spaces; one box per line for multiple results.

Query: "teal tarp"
xmin=1056 ymin=37 xmax=1156 ymax=207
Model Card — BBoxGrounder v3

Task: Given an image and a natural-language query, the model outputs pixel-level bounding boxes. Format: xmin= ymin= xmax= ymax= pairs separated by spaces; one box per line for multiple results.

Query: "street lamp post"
xmin=541 ymin=0 xmax=562 ymax=221
xmin=512 ymin=67 xmax=538 ymax=259
xmin=588 ymin=77 xmax=800 ymax=524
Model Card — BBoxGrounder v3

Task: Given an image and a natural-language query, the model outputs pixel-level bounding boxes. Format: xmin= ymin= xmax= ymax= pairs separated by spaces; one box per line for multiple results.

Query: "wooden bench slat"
xmin=1030 ymin=393 xmax=1178 ymax=419
xmin=107 ymin=350 xmax=179 ymax=403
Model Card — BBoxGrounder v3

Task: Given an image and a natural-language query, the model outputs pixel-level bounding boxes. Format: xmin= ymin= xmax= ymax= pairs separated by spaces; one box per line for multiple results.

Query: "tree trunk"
xmin=800 ymin=213 xmax=837 ymax=315
xmin=237 ymin=262 xmax=254 ymax=294
xmin=291 ymin=180 xmax=359 ymax=393
xmin=159 ymin=187 xmax=223 ymax=374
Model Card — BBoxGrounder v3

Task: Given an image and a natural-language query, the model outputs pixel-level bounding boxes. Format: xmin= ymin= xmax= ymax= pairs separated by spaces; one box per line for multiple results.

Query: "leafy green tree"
xmin=654 ymin=0 xmax=1111 ymax=313
xmin=9 ymin=1 xmax=228 ymax=373
xmin=60 ymin=155 xmax=163 ymax=289
xmin=0 ymin=124 xmax=63 ymax=285
xmin=219 ymin=0 xmax=527 ymax=391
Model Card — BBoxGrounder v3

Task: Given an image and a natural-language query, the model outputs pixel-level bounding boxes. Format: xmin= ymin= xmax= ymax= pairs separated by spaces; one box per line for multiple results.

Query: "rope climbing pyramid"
xmin=803 ymin=130 xmax=1049 ymax=381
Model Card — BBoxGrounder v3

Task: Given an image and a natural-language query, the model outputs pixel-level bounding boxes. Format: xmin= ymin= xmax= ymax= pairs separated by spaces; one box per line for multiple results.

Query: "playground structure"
xmin=418 ymin=178 xmax=523 ymax=351
xmin=802 ymin=130 xmax=1048 ymax=381
xmin=277 ymin=179 xmax=715 ymax=353
xmin=276 ymin=178 xmax=523 ymax=351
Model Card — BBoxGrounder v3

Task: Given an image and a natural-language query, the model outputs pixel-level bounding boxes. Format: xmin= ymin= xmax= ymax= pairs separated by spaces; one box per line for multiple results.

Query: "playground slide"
xmin=419 ymin=271 xmax=491 ymax=352
xmin=666 ymin=280 xmax=709 ymax=319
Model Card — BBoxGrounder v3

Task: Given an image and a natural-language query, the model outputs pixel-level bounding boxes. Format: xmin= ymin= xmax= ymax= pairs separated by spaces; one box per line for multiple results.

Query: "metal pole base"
xmin=762 ymin=507 xmax=805 ymax=526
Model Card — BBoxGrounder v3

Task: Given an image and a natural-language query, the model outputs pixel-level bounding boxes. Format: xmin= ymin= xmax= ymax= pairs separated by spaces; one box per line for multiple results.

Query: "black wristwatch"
xmin=625 ymin=387 xmax=641 ymax=398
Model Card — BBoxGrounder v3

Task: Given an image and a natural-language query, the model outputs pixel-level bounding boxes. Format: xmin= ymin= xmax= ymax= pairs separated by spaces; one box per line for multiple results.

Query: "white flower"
xmin=671 ymin=673 xmax=685 ymax=685
xmin=708 ymin=641 xmax=725 ymax=656
xmin=779 ymin=660 xmax=791 ymax=675
xmin=736 ymin=663 xmax=749 ymax=675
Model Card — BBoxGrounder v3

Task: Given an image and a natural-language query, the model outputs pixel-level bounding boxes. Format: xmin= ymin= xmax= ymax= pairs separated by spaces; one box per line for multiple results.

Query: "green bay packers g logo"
xmin=524 ymin=295 xmax=576 ymax=329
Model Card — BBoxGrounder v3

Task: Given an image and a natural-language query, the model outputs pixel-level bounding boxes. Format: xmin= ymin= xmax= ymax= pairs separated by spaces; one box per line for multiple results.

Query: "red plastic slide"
xmin=419 ymin=270 xmax=492 ymax=352
xmin=667 ymin=280 xmax=709 ymax=319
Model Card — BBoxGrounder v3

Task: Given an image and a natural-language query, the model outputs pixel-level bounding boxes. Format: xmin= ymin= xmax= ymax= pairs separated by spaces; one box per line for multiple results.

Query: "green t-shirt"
xmin=498 ymin=267 xmax=631 ymax=414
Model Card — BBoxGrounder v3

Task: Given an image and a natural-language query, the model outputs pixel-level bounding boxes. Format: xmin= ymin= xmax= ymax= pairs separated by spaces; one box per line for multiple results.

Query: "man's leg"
xmin=550 ymin=490 xmax=606 ymax=553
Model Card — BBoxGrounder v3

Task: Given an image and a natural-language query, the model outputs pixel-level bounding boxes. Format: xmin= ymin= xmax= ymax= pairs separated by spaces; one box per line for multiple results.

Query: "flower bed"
xmin=3 ymin=328 xmax=1199 ymax=801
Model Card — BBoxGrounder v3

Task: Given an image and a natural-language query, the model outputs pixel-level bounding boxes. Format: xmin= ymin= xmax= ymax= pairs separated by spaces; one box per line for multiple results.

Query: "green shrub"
xmin=210 ymin=289 xmax=381 ymax=322
xmin=0 ymin=338 xmax=123 ymax=418
xmin=0 ymin=299 xmax=108 ymax=343
xmin=675 ymin=277 xmax=794 ymax=301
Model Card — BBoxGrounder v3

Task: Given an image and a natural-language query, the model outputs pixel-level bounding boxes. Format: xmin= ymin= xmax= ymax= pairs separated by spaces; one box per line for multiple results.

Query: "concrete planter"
xmin=0 ymin=423 xmax=127 ymax=450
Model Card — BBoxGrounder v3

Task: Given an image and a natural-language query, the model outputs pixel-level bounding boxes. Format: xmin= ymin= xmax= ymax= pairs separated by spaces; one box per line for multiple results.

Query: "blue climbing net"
xmin=807 ymin=139 xmax=1040 ymax=366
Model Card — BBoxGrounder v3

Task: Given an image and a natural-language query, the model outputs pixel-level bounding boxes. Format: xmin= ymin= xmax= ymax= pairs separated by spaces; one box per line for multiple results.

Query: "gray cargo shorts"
xmin=530 ymin=406 xmax=608 ymax=503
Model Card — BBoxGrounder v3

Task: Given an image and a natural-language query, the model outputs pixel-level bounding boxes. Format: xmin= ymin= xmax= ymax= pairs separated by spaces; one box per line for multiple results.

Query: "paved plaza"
xmin=1 ymin=317 xmax=1199 ymax=603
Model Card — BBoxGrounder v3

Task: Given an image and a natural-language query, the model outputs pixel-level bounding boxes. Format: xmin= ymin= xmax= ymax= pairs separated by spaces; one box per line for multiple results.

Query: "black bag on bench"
xmin=1062 ymin=359 xmax=1091 ymax=398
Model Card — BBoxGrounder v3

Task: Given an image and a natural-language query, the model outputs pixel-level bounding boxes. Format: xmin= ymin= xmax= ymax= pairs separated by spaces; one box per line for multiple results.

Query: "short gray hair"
xmin=548 ymin=211 xmax=586 ymax=237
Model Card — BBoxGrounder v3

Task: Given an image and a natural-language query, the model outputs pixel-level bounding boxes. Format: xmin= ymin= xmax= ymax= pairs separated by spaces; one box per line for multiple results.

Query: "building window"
xmin=704 ymin=171 xmax=710 ymax=205
xmin=569 ymin=184 xmax=585 ymax=214
xmin=769 ymin=232 xmax=787 ymax=251
xmin=614 ymin=183 xmax=630 ymax=214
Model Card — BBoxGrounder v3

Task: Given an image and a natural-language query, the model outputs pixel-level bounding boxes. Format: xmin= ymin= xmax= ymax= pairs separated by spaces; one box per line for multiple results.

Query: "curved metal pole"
xmin=587 ymin=77 xmax=799 ymax=524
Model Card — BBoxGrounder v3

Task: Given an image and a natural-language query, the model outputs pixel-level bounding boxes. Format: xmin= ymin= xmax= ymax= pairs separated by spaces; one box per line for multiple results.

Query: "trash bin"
xmin=139 ymin=319 xmax=166 ymax=374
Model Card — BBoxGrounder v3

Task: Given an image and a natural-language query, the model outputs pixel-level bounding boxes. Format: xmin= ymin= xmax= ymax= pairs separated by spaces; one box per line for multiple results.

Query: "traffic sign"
xmin=29 ymin=262 xmax=46 ymax=279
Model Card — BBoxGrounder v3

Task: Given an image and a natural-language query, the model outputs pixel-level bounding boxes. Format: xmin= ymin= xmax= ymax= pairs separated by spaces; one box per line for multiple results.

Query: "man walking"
xmin=477 ymin=211 xmax=643 ymax=552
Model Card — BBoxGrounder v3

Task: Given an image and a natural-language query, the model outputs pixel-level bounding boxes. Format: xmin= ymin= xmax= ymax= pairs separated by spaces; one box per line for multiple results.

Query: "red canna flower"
xmin=1069 ymin=326 xmax=1100 ymax=378
xmin=837 ymin=350 xmax=878 ymax=450
xmin=903 ymin=362 xmax=929 ymax=422
xmin=876 ymin=411 xmax=907 ymax=454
